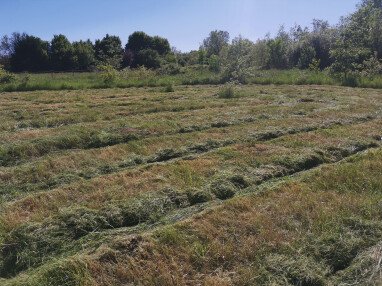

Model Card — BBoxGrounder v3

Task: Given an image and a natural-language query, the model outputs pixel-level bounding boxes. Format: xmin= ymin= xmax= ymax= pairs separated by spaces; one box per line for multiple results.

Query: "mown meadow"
xmin=0 ymin=83 xmax=381 ymax=285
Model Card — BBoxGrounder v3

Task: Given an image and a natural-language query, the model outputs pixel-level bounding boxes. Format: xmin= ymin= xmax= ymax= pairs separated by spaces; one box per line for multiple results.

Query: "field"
xmin=0 ymin=83 xmax=382 ymax=285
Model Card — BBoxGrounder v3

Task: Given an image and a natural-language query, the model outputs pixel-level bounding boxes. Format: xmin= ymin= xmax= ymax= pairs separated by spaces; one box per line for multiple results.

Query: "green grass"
xmin=3 ymin=68 xmax=382 ymax=93
xmin=0 ymin=83 xmax=381 ymax=285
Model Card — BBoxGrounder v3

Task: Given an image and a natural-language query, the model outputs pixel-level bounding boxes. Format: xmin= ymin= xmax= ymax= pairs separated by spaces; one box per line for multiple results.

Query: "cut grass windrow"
xmin=0 ymin=84 xmax=382 ymax=285
xmin=0 ymin=120 xmax=380 ymax=278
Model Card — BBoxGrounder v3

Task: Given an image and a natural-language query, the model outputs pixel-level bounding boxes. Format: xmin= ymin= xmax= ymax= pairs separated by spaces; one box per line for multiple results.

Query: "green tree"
xmin=10 ymin=34 xmax=49 ymax=72
xmin=50 ymin=34 xmax=75 ymax=71
xmin=94 ymin=34 xmax=123 ymax=68
xmin=330 ymin=0 xmax=382 ymax=74
xmin=201 ymin=30 xmax=230 ymax=57
xmin=134 ymin=49 xmax=161 ymax=69
xmin=125 ymin=32 xmax=171 ymax=68
xmin=72 ymin=40 xmax=95 ymax=71
xmin=220 ymin=36 xmax=256 ymax=82
xmin=266 ymin=27 xmax=290 ymax=69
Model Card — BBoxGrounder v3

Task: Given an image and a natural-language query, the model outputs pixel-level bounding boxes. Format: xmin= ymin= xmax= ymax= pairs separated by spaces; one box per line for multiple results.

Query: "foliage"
xmin=0 ymin=65 xmax=16 ymax=84
xmin=10 ymin=34 xmax=49 ymax=72
xmin=72 ymin=40 xmax=95 ymax=71
xmin=97 ymin=64 xmax=119 ymax=85
xmin=220 ymin=36 xmax=256 ymax=82
xmin=134 ymin=49 xmax=161 ymax=69
xmin=94 ymin=34 xmax=123 ymax=68
xmin=201 ymin=30 xmax=230 ymax=57
xmin=125 ymin=31 xmax=171 ymax=68
xmin=50 ymin=35 xmax=75 ymax=71
xmin=208 ymin=55 xmax=220 ymax=72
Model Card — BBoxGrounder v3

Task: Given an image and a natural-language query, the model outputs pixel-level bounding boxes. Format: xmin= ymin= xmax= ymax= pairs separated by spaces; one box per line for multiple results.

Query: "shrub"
xmin=217 ymin=83 xmax=236 ymax=99
xmin=341 ymin=73 xmax=359 ymax=87
xmin=163 ymin=83 xmax=174 ymax=92
xmin=0 ymin=65 xmax=16 ymax=84
xmin=159 ymin=63 xmax=181 ymax=75
xmin=97 ymin=64 xmax=119 ymax=85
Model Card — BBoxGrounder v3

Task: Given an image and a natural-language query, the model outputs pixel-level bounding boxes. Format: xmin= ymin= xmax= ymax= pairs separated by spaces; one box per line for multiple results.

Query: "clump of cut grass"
xmin=333 ymin=242 xmax=382 ymax=285
xmin=187 ymin=188 xmax=212 ymax=205
xmin=256 ymin=253 xmax=329 ymax=286
xmin=209 ymin=179 xmax=238 ymax=200
xmin=228 ymin=174 xmax=251 ymax=189
xmin=275 ymin=152 xmax=325 ymax=173
xmin=149 ymin=148 xmax=183 ymax=163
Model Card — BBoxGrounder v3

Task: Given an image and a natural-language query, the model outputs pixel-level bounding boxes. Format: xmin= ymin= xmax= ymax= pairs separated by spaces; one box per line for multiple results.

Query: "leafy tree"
xmin=150 ymin=36 xmax=171 ymax=55
xmin=309 ymin=20 xmax=336 ymax=69
xmin=72 ymin=40 xmax=95 ymax=71
xmin=220 ymin=36 xmax=256 ymax=82
xmin=124 ymin=32 xmax=171 ymax=68
xmin=267 ymin=39 xmax=289 ymax=69
xmin=10 ymin=34 xmax=49 ymax=72
xmin=201 ymin=30 xmax=230 ymax=57
xmin=94 ymin=34 xmax=123 ymax=68
xmin=134 ymin=49 xmax=161 ymax=69
xmin=126 ymin=32 xmax=152 ymax=54
xmin=330 ymin=0 xmax=382 ymax=74
xmin=330 ymin=46 xmax=371 ymax=75
xmin=252 ymin=39 xmax=270 ymax=69
xmin=266 ymin=27 xmax=290 ymax=69
xmin=208 ymin=55 xmax=220 ymax=72
xmin=50 ymin=34 xmax=75 ymax=71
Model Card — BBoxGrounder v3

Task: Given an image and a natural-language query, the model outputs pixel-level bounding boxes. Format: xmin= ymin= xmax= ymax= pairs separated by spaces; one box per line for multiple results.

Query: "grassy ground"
xmin=0 ymin=83 xmax=381 ymax=285
xmin=2 ymin=68 xmax=382 ymax=92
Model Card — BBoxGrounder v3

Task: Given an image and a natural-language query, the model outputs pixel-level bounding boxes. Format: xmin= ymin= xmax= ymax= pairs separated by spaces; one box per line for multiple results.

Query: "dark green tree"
xmin=126 ymin=32 xmax=152 ymax=54
xmin=94 ymin=34 xmax=123 ymax=68
xmin=50 ymin=34 xmax=75 ymax=71
xmin=125 ymin=32 xmax=171 ymax=68
xmin=134 ymin=49 xmax=161 ymax=69
xmin=72 ymin=40 xmax=95 ymax=71
xmin=10 ymin=34 xmax=49 ymax=72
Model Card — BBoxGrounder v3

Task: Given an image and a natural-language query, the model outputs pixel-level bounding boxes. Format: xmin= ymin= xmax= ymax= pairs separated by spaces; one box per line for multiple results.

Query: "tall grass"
xmin=2 ymin=68 xmax=382 ymax=92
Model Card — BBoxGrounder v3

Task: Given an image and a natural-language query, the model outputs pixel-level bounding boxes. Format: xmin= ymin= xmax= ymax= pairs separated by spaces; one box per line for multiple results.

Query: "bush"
xmin=341 ymin=73 xmax=359 ymax=87
xmin=97 ymin=64 xmax=119 ymax=85
xmin=163 ymin=83 xmax=174 ymax=92
xmin=159 ymin=63 xmax=181 ymax=75
xmin=0 ymin=65 xmax=16 ymax=84
xmin=217 ymin=83 xmax=236 ymax=98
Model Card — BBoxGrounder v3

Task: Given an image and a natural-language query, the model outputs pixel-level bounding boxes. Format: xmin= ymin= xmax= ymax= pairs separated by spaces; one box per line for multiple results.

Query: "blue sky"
xmin=1 ymin=0 xmax=360 ymax=51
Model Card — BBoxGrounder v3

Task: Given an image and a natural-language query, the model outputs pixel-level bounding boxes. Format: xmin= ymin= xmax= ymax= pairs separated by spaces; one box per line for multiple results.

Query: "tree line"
xmin=198 ymin=0 xmax=382 ymax=82
xmin=0 ymin=32 xmax=171 ymax=72
xmin=0 ymin=0 xmax=381 ymax=79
